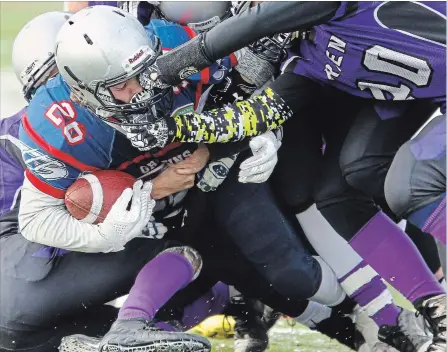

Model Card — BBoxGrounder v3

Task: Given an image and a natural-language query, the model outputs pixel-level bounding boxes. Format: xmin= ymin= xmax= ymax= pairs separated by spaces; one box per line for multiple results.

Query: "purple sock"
xmin=422 ymin=197 xmax=446 ymax=246
xmin=181 ymin=282 xmax=230 ymax=330
xmin=340 ymin=261 xmax=400 ymax=326
xmin=350 ymin=211 xmax=444 ymax=304
xmin=118 ymin=252 xmax=194 ymax=321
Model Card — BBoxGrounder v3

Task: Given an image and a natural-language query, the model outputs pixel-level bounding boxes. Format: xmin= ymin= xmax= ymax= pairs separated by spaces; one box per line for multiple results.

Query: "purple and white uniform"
xmin=293 ymin=2 xmax=446 ymax=111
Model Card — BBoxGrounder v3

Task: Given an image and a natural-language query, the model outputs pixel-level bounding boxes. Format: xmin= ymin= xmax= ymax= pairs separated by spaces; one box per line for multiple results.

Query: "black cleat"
xmin=415 ymin=294 xmax=446 ymax=352
xmin=226 ymin=294 xmax=269 ymax=352
xmin=313 ymin=309 xmax=362 ymax=350
xmin=378 ymin=309 xmax=431 ymax=352
xmin=59 ymin=318 xmax=211 ymax=352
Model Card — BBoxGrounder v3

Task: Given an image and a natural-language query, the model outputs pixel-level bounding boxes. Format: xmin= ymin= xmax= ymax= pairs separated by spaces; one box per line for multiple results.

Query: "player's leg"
xmin=386 ymin=114 xmax=446 ymax=246
xmin=0 ymin=197 xmax=181 ymax=352
xmin=60 ymin=280 xmax=229 ymax=352
xmin=270 ymin=96 xmax=412 ymax=350
xmin=314 ymin=103 xmax=444 ymax=351
xmin=60 ymin=245 xmax=211 ymax=352
xmin=339 ymin=100 xmax=443 ymax=278
xmin=385 ymin=113 xmax=446 ymax=351
xmin=210 ymin=158 xmax=347 ymax=311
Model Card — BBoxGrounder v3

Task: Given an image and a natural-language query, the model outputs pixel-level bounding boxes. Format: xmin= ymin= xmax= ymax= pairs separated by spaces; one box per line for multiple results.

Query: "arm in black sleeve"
xmin=156 ymin=2 xmax=340 ymax=85
xmin=204 ymin=1 xmax=340 ymax=61
xmin=167 ymin=73 xmax=322 ymax=144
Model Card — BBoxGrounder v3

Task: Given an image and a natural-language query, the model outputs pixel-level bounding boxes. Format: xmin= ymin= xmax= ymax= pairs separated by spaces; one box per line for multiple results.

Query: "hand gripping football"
xmin=65 ymin=170 xmax=136 ymax=224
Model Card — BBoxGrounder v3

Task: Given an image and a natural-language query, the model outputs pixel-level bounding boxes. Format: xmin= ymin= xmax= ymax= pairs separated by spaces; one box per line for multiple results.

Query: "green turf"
xmin=210 ymin=319 xmax=353 ymax=352
xmin=0 ymin=2 xmax=63 ymax=68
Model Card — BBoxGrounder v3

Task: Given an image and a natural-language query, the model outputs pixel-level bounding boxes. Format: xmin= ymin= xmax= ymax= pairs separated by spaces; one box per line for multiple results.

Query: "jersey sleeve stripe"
xmin=115 ymin=142 xmax=182 ymax=171
xmin=116 ymin=152 xmax=150 ymax=171
xmin=26 ymin=169 xmax=66 ymax=199
xmin=22 ymin=114 xmax=100 ymax=173
xmin=229 ymin=53 xmax=238 ymax=67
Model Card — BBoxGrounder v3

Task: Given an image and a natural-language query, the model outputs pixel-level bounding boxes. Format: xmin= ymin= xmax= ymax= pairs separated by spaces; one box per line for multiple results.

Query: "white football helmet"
xmin=12 ymin=11 xmax=72 ymax=101
xmin=157 ymin=1 xmax=232 ymax=32
xmin=55 ymin=5 xmax=170 ymax=124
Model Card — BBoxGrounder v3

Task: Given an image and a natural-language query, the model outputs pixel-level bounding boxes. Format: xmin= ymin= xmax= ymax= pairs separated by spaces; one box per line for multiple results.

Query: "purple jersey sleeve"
xmin=0 ymin=108 xmax=26 ymax=215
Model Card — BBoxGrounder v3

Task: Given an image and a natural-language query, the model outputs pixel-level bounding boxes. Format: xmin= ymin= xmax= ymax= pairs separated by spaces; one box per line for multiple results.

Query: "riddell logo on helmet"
xmin=128 ymin=49 xmax=144 ymax=64
xmin=123 ymin=46 xmax=152 ymax=72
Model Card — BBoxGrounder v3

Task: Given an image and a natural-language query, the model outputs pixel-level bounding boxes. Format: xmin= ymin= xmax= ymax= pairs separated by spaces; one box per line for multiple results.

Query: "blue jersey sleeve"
xmin=19 ymin=75 xmax=115 ymax=198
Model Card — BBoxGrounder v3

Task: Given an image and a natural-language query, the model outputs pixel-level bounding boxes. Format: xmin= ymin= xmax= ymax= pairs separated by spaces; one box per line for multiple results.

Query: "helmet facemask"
xmin=22 ymin=54 xmax=58 ymax=102
xmin=248 ymin=33 xmax=293 ymax=64
xmin=64 ymin=35 xmax=173 ymax=126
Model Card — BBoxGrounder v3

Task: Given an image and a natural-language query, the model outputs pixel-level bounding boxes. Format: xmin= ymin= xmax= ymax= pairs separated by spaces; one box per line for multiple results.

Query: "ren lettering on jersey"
xmin=324 ymin=35 xmax=346 ymax=81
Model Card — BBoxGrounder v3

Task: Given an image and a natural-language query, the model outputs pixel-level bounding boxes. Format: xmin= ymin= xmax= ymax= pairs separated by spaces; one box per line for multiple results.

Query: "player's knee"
xmin=313 ymin=174 xmax=349 ymax=210
xmin=384 ymin=143 xmax=415 ymax=217
xmin=340 ymin=152 xmax=389 ymax=198
xmin=162 ymin=246 xmax=203 ymax=280
xmin=270 ymin=256 xmax=322 ymax=300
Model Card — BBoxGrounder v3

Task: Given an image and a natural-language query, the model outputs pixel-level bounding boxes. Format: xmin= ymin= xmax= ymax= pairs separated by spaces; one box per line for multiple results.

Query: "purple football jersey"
xmin=0 ymin=108 xmax=26 ymax=215
xmin=293 ymin=2 xmax=446 ymax=111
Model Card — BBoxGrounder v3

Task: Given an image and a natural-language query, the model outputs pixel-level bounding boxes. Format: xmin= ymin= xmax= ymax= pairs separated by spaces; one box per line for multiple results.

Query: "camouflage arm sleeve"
xmin=170 ymin=87 xmax=293 ymax=143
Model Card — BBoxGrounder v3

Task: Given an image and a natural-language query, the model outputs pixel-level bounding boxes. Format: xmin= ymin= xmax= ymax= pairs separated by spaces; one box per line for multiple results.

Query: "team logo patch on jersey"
xmin=23 ymin=147 xmax=68 ymax=180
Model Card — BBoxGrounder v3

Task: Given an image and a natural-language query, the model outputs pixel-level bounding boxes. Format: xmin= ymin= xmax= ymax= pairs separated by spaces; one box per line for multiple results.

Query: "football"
xmin=65 ymin=170 xmax=136 ymax=224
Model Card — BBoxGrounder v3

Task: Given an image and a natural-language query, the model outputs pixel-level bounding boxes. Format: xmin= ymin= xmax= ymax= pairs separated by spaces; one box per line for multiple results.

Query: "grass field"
xmin=0 ymin=2 xmax=414 ymax=351
xmin=0 ymin=2 xmax=63 ymax=68
xmin=210 ymin=319 xmax=353 ymax=352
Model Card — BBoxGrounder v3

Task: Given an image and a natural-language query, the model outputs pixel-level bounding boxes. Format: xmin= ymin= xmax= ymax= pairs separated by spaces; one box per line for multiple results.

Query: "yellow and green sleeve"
xmin=170 ymin=87 xmax=293 ymax=143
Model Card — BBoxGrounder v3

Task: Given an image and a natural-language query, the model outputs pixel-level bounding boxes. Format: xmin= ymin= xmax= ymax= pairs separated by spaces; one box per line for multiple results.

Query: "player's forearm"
xmin=19 ymin=176 xmax=114 ymax=253
xmin=168 ymin=87 xmax=293 ymax=144
xmin=203 ymin=1 xmax=340 ymax=62
xmin=156 ymin=2 xmax=340 ymax=85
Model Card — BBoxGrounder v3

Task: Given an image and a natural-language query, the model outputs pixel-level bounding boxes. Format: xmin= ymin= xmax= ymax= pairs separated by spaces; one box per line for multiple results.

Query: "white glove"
xmin=97 ymin=180 xmax=156 ymax=251
xmin=143 ymin=216 xmax=168 ymax=239
xmin=238 ymin=130 xmax=282 ymax=184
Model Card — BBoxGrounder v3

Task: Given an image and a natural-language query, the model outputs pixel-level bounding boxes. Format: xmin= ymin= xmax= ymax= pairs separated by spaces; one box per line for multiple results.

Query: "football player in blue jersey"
xmin=0 ymin=8 xmax=236 ymax=352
